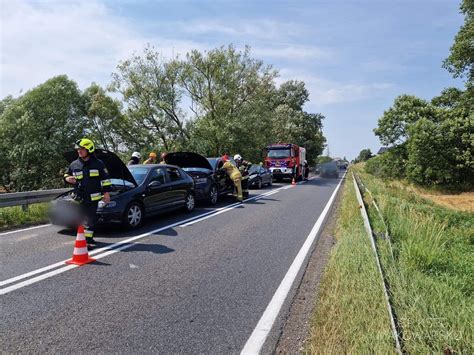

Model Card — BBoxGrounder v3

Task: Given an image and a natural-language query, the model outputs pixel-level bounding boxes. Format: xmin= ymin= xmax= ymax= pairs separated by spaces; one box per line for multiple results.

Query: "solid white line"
xmin=0 ymin=224 xmax=51 ymax=237
xmin=241 ymin=172 xmax=345 ymax=354
xmin=0 ymin=184 xmax=290 ymax=295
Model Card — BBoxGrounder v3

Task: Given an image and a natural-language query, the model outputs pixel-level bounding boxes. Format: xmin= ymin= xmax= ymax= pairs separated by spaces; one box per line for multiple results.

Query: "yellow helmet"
xmin=149 ymin=152 xmax=157 ymax=158
xmin=75 ymin=138 xmax=95 ymax=153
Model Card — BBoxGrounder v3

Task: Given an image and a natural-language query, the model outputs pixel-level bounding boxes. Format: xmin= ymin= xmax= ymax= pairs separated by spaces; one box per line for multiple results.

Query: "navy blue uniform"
xmin=64 ymin=155 xmax=111 ymax=240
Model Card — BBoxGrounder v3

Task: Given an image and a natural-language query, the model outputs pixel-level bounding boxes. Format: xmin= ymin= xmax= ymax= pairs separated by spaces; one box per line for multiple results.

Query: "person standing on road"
xmin=143 ymin=152 xmax=157 ymax=164
xmin=127 ymin=152 xmax=141 ymax=166
xmin=221 ymin=155 xmax=243 ymax=202
xmin=234 ymin=154 xmax=252 ymax=198
xmin=63 ymin=138 xmax=111 ymax=249
xmin=304 ymin=160 xmax=309 ymax=180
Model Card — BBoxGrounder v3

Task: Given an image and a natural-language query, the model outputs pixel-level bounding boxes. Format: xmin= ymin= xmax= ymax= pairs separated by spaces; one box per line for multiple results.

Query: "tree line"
xmin=366 ymin=0 xmax=473 ymax=188
xmin=0 ymin=45 xmax=326 ymax=192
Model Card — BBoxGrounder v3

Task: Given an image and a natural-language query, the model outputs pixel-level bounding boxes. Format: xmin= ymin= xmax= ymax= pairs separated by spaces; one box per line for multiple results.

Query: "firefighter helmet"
xmin=233 ymin=154 xmax=242 ymax=162
xmin=149 ymin=152 xmax=157 ymax=158
xmin=75 ymin=138 xmax=95 ymax=153
xmin=132 ymin=152 xmax=141 ymax=159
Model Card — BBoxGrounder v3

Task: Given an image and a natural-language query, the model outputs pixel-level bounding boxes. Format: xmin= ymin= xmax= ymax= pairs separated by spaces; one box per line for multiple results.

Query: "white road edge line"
xmin=0 ymin=183 xmax=293 ymax=294
xmin=241 ymin=172 xmax=345 ymax=354
xmin=0 ymin=224 xmax=51 ymax=237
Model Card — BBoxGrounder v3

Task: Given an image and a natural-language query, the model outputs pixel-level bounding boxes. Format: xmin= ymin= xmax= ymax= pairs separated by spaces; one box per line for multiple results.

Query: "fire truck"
xmin=264 ymin=143 xmax=306 ymax=181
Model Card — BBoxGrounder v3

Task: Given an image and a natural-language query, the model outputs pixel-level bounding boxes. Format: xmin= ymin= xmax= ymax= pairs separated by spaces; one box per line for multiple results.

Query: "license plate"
xmin=274 ymin=169 xmax=281 ymax=173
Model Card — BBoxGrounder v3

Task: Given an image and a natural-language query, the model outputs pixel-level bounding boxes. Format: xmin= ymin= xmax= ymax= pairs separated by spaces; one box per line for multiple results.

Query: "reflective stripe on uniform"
xmin=101 ymin=179 xmax=112 ymax=187
xmin=84 ymin=230 xmax=94 ymax=238
xmin=73 ymin=171 xmax=83 ymax=180
xmin=89 ymin=169 xmax=99 ymax=177
xmin=90 ymin=192 xmax=102 ymax=201
xmin=63 ymin=173 xmax=69 ymax=178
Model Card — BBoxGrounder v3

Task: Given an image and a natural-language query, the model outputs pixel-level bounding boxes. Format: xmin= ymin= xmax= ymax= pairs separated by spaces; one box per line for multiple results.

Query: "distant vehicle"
xmin=164 ymin=152 xmax=235 ymax=205
xmin=50 ymin=150 xmax=195 ymax=229
xmin=264 ymin=143 xmax=306 ymax=182
xmin=319 ymin=161 xmax=339 ymax=178
xmin=248 ymin=165 xmax=273 ymax=189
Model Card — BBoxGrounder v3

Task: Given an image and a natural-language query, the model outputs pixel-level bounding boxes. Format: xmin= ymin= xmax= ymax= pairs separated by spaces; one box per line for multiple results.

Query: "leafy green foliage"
xmin=0 ymin=76 xmax=86 ymax=191
xmin=355 ymin=148 xmax=373 ymax=162
xmin=365 ymin=145 xmax=407 ymax=179
xmin=110 ymin=46 xmax=189 ymax=152
xmin=371 ymin=89 xmax=473 ymax=187
xmin=1 ymin=45 xmax=327 ymax=191
xmin=443 ymin=0 xmax=474 ymax=84
xmin=181 ymin=45 xmax=277 ymax=160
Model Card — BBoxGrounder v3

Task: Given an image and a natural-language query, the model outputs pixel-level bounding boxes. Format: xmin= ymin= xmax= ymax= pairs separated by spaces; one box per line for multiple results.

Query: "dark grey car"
xmin=164 ymin=152 xmax=234 ymax=205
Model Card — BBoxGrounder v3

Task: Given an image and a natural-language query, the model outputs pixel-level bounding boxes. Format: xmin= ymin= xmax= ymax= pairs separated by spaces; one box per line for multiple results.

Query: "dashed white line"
xmin=0 ymin=224 xmax=51 ymax=237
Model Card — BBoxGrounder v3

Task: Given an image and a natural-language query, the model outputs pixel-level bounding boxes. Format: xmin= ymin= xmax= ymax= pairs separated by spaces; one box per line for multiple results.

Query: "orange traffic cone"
xmin=65 ymin=225 xmax=96 ymax=266
xmin=292 ymin=177 xmax=296 ymax=186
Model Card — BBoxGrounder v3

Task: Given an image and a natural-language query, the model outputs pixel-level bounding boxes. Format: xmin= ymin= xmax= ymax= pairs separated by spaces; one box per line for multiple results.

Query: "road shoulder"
xmin=275 ymin=176 xmax=345 ymax=353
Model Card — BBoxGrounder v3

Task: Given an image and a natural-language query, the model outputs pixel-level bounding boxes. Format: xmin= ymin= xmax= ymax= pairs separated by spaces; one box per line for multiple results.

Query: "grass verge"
xmin=0 ymin=203 xmax=49 ymax=232
xmin=305 ymin=174 xmax=396 ymax=353
xmin=354 ymin=165 xmax=473 ymax=353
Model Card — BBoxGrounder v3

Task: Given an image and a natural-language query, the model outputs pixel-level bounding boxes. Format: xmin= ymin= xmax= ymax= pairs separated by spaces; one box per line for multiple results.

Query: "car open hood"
xmin=164 ymin=152 xmax=213 ymax=171
xmin=63 ymin=149 xmax=137 ymax=186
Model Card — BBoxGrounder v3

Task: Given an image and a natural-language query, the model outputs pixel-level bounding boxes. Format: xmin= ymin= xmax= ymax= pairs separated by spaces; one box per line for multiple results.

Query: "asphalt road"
xmin=1 ymin=173 xmax=344 ymax=353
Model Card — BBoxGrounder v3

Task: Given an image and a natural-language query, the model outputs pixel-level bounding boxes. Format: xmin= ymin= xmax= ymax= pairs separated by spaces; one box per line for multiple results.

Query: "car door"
xmin=164 ymin=166 xmax=188 ymax=206
xmin=143 ymin=167 xmax=168 ymax=213
xmin=214 ymin=158 xmax=232 ymax=193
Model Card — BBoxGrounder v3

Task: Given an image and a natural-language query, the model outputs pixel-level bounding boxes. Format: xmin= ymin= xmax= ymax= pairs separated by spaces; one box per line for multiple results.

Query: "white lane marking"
xmin=0 ymin=224 xmax=51 ymax=237
xmin=179 ymin=187 xmax=287 ymax=227
xmin=10 ymin=233 xmax=39 ymax=242
xmin=0 ymin=184 xmax=293 ymax=294
xmin=241 ymin=173 xmax=345 ymax=354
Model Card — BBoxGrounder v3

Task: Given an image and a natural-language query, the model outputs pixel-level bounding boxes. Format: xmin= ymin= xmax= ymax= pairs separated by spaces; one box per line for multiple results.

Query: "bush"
xmin=365 ymin=145 xmax=407 ymax=179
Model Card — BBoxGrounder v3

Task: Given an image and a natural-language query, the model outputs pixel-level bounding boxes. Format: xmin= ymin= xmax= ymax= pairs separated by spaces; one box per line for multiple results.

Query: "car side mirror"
xmin=148 ymin=180 xmax=162 ymax=190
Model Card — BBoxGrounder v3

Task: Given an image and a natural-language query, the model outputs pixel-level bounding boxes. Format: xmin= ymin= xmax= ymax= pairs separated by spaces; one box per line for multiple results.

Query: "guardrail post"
xmin=22 ymin=203 xmax=29 ymax=212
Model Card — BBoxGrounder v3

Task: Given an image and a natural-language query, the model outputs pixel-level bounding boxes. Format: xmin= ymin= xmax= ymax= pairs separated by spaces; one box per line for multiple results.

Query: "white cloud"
xmin=253 ymin=45 xmax=331 ymax=61
xmin=277 ymin=68 xmax=393 ymax=107
xmin=0 ymin=0 xmax=204 ymax=97
xmin=181 ymin=19 xmax=307 ymax=41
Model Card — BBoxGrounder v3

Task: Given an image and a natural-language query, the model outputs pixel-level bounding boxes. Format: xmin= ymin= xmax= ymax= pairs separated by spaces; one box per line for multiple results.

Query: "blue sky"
xmin=0 ymin=0 xmax=465 ymax=159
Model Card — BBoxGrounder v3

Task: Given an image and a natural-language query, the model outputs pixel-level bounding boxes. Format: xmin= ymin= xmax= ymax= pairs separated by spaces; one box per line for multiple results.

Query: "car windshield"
xmin=248 ymin=165 xmax=260 ymax=174
xmin=110 ymin=178 xmax=135 ymax=188
xmin=267 ymin=149 xmax=291 ymax=159
xmin=128 ymin=166 xmax=149 ymax=184
xmin=207 ymin=158 xmax=218 ymax=170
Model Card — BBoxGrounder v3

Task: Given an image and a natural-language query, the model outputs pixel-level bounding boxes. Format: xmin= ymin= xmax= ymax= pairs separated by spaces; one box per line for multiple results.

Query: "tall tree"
xmin=110 ymin=46 xmax=189 ymax=152
xmin=181 ymin=45 xmax=277 ymax=158
xmin=83 ymin=83 xmax=126 ymax=152
xmin=443 ymin=0 xmax=474 ymax=84
xmin=0 ymin=76 xmax=86 ymax=191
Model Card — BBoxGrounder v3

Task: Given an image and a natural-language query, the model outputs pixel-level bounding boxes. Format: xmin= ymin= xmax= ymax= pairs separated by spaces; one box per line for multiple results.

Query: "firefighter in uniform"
xmin=221 ymin=155 xmax=243 ymax=202
xmin=143 ymin=152 xmax=158 ymax=164
xmin=234 ymin=154 xmax=252 ymax=199
xmin=64 ymin=138 xmax=111 ymax=248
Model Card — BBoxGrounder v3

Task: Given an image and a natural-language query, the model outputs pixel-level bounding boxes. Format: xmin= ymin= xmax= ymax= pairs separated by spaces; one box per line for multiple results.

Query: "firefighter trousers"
xmin=232 ymin=177 xmax=243 ymax=202
xmin=80 ymin=203 xmax=98 ymax=240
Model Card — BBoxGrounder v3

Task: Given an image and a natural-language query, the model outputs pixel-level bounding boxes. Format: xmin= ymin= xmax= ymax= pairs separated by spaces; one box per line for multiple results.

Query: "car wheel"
xmin=184 ymin=193 xmax=195 ymax=212
xmin=123 ymin=202 xmax=143 ymax=229
xmin=208 ymin=185 xmax=219 ymax=205
xmin=268 ymin=178 xmax=272 ymax=187
xmin=257 ymin=178 xmax=262 ymax=189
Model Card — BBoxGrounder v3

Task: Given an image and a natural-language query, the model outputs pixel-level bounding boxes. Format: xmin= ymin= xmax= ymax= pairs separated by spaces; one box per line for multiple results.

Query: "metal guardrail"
xmin=0 ymin=188 xmax=71 ymax=209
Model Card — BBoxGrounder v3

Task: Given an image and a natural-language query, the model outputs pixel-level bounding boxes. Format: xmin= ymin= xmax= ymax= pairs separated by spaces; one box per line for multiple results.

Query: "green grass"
xmin=307 ymin=167 xmax=473 ymax=353
xmin=306 ymin=175 xmax=396 ymax=354
xmin=0 ymin=203 xmax=49 ymax=231
xmin=354 ymin=166 xmax=473 ymax=353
